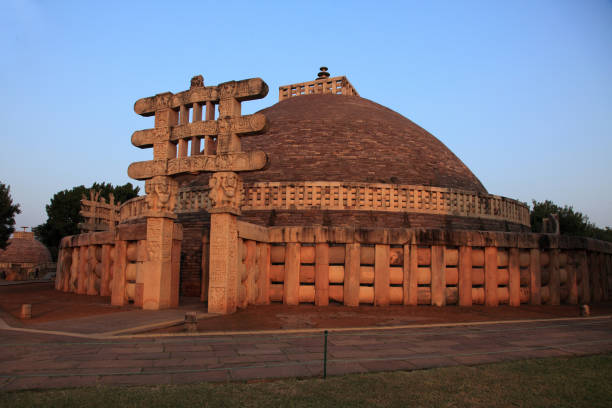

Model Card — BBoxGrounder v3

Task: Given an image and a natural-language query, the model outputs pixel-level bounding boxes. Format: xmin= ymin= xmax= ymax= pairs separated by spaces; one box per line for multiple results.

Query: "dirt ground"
xmin=168 ymin=302 xmax=612 ymax=334
xmin=2 ymin=282 xmax=610 ymax=333
xmin=0 ymin=282 xmax=135 ymax=324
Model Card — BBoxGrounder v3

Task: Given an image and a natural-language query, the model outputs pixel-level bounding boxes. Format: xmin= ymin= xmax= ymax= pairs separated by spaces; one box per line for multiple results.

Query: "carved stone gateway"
xmin=130 ymin=75 xmax=269 ymax=312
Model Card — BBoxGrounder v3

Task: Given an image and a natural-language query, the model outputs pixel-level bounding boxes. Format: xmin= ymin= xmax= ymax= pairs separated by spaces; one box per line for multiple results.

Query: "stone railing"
xmin=176 ymin=185 xmax=210 ymax=213
xmin=79 ymin=192 xmax=121 ymax=232
xmin=201 ymin=223 xmax=612 ymax=309
xmin=243 ymin=182 xmax=530 ymax=226
xmin=55 ymin=223 xmax=182 ymax=308
xmin=119 ymin=182 xmax=530 ymax=227
xmin=279 ymin=76 xmax=359 ymax=101
xmin=118 ymin=196 xmax=147 ymax=223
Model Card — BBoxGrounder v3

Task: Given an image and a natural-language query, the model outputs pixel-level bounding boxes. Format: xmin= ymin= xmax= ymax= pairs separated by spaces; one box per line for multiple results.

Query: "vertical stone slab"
xmin=255 ymin=243 xmax=270 ymax=305
xmin=55 ymin=249 xmax=64 ymax=291
xmin=111 ymin=240 xmax=127 ymax=306
xmin=603 ymin=254 xmax=612 ymax=301
xmin=100 ymin=245 xmax=112 ymax=296
xmin=245 ymin=240 xmax=257 ymax=305
xmin=64 ymin=250 xmax=72 ymax=292
xmin=204 ymin=101 xmax=216 ymax=155
xmin=69 ymin=247 xmax=79 ymax=292
xmin=458 ymin=246 xmax=473 ymax=306
xmin=62 ymin=249 xmax=69 ymax=290
xmin=208 ymin=213 xmax=239 ymax=314
xmin=579 ymin=251 xmax=590 ymax=304
xmin=529 ymin=249 xmax=541 ymax=305
xmin=374 ymin=244 xmax=390 ymax=306
xmin=200 ymin=233 xmax=209 ymax=302
xmin=153 ymin=108 xmax=178 ymax=160
xmin=64 ymin=249 xmax=72 ymax=292
xmin=57 ymin=248 xmax=66 ymax=291
xmin=87 ymin=246 xmax=98 ymax=296
xmin=284 ymin=243 xmax=300 ymax=305
xmin=592 ymin=252 xmax=602 ymax=302
xmin=600 ymin=253 xmax=609 ymax=301
xmin=549 ymin=249 xmax=560 ymax=305
xmin=431 ymin=245 xmax=446 ymax=306
xmin=77 ymin=246 xmax=88 ymax=295
xmin=344 ymin=243 xmax=360 ymax=306
xmin=236 ymin=240 xmax=247 ymax=309
xmin=508 ymin=248 xmax=520 ymax=307
xmin=170 ymin=238 xmax=181 ymax=308
xmin=142 ymin=217 xmax=176 ymax=310
xmin=566 ymin=251 xmax=578 ymax=304
xmin=484 ymin=247 xmax=498 ymax=306
xmin=404 ymin=244 xmax=418 ymax=306
xmin=191 ymin=103 xmax=202 ymax=156
xmin=315 ymin=243 xmax=330 ymax=306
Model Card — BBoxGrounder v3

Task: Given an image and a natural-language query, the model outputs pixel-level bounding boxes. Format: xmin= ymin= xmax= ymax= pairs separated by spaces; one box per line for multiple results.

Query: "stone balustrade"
xmin=176 ymin=185 xmax=210 ymax=213
xmin=201 ymin=223 xmax=612 ymax=309
xmin=279 ymin=76 xmax=359 ymax=101
xmin=242 ymin=182 xmax=530 ymax=226
xmin=79 ymin=193 xmax=121 ymax=232
xmin=119 ymin=196 xmax=148 ymax=222
xmin=125 ymin=182 xmax=529 ymax=226
xmin=56 ymin=222 xmax=612 ymax=312
xmin=55 ymin=223 xmax=182 ymax=307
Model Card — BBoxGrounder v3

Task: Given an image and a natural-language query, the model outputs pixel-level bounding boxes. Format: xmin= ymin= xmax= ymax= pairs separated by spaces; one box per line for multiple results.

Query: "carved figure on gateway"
xmin=145 ymin=176 xmax=178 ymax=214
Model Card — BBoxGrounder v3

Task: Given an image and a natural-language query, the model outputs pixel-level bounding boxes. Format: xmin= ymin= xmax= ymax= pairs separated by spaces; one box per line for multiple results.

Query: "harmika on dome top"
xmin=0 ymin=231 xmax=52 ymax=265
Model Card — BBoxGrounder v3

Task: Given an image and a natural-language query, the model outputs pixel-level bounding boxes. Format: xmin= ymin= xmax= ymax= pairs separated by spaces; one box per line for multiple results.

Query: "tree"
xmin=0 ymin=182 xmax=21 ymax=250
xmin=530 ymin=200 xmax=612 ymax=242
xmin=34 ymin=182 xmax=139 ymax=259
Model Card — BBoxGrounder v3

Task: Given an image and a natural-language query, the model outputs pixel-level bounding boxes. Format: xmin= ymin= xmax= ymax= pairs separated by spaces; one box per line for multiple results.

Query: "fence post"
xmin=323 ymin=330 xmax=328 ymax=379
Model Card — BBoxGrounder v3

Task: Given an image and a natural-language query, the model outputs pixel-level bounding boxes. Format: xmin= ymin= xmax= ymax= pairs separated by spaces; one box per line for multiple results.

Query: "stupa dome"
xmin=239 ymin=93 xmax=487 ymax=193
xmin=0 ymin=231 xmax=52 ymax=265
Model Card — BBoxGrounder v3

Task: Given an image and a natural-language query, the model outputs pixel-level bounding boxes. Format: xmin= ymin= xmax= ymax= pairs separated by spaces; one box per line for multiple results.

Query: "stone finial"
xmin=317 ymin=67 xmax=330 ymax=80
xmin=190 ymin=75 xmax=204 ymax=89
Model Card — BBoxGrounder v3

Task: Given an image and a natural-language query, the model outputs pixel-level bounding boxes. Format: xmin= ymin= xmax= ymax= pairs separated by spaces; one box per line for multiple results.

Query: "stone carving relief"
xmin=190 ymin=75 xmax=204 ymax=88
xmin=207 ymin=172 xmax=242 ymax=215
xmin=145 ymin=176 xmax=178 ymax=216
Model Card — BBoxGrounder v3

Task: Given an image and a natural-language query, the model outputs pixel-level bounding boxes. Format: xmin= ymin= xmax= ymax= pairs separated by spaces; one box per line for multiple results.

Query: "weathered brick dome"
xmin=240 ymin=93 xmax=486 ymax=193
xmin=175 ymin=90 xmax=529 ymax=232
xmin=0 ymin=232 xmax=52 ymax=265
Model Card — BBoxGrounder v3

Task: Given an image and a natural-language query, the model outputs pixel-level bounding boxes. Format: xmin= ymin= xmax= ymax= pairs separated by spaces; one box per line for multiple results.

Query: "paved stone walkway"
xmin=0 ymin=317 xmax=610 ymax=390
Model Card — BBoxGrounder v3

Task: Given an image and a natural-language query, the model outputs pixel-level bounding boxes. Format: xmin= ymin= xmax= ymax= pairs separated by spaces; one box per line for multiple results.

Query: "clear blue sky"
xmin=1 ymin=0 xmax=611 ymax=229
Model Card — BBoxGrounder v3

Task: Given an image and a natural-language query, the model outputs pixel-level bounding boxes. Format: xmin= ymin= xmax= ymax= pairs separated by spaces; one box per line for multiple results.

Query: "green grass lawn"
xmin=2 ymin=354 xmax=611 ymax=408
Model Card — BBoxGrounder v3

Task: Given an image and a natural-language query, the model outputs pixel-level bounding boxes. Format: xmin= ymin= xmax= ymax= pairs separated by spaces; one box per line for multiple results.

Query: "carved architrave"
xmin=131 ymin=114 xmax=267 ymax=148
xmin=133 ymin=78 xmax=268 ymax=116
xmin=207 ymin=172 xmax=242 ymax=215
xmin=128 ymin=151 xmax=267 ymax=180
xmin=144 ymin=176 xmax=178 ymax=219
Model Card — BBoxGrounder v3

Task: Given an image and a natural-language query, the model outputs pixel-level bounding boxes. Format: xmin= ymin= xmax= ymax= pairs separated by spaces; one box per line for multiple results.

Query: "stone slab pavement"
xmin=0 ymin=316 xmax=610 ymax=391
